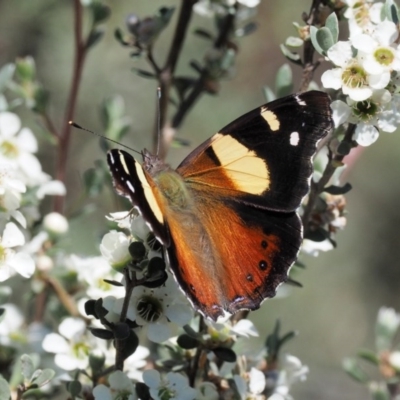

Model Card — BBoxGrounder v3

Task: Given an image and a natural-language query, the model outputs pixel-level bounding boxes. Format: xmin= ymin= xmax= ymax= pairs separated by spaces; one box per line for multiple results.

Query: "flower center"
xmin=353 ymin=100 xmax=378 ymax=121
xmin=72 ymin=341 xmax=90 ymax=359
xmin=158 ymin=387 xmax=175 ymax=400
xmin=136 ymin=295 xmax=163 ymax=322
xmin=374 ymin=48 xmax=395 ymax=66
xmin=115 ymin=391 xmax=132 ymax=400
xmin=342 ymin=64 xmax=368 ymax=88
xmin=352 ymin=1 xmax=371 ymax=27
xmin=0 ymin=141 xmax=19 ymax=158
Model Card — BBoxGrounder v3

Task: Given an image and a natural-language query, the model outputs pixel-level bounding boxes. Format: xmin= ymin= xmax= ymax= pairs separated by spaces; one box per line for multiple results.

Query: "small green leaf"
xmin=171 ymin=137 xmax=191 ymax=148
xmin=285 ymin=36 xmax=303 ymax=47
xmin=0 ymin=376 xmax=11 ymax=400
xmin=32 ymin=86 xmax=49 ymax=114
xmin=324 ymin=183 xmax=352 ymax=195
xmin=114 ymin=28 xmax=131 ymax=46
xmin=129 ymin=241 xmax=146 ymax=261
xmin=113 ymin=322 xmax=131 ymax=340
xmin=0 ymin=63 xmax=15 ymax=93
xmin=316 ymin=27 xmax=334 ymax=52
xmin=213 ymin=347 xmax=237 ymax=362
xmin=280 ymin=44 xmax=302 ymax=65
xmin=310 ymin=26 xmax=325 ymax=56
xmin=21 ymin=354 xmax=35 ymax=381
xmin=90 ymin=2 xmax=111 ymax=24
xmin=369 ymin=381 xmax=391 ymax=400
xmin=89 ymin=351 xmax=106 ymax=372
xmin=131 ymin=68 xmax=156 ymax=79
xmin=342 ymin=357 xmax=369 ymax=383
xmin=83 ymin=166 xmax=106 ymax=197
xmin=384 ymin=0 xmax=399 ymax=23
xmin=86 ymin=28 xmax=105 ymax=49
xmin=193 ymin=28 xmax=213 ymax=40
xmin=177 ymin=334 xmax=200 ymax=349
xmin=120 ymin=330 xmax=139 ymax=360
xmin=304 ymin=227 xmax=330 ymax=242
xmin=236 ymin=22 xmax=257 ymax=37
xmin=263 ymin=86 xmax=276 ymax=102
xmin=337 ymin=140 xmax=352 ymax=156
xmin=67 ymin=380 xmax=82 ymax=396
xmin=325 ymin=12 xmax=339 ymax=43
xmin=90 ymin=328 xmax=114 ymax=340
xmin=31 ymin=369 xmax=55 ymax=387
xmin=275 ymin=64 xmax=293 ymax=98
xmin=357 ymin=349 xmax=379 ymax=365
xmin=15 ymin=57 xmax=36 ymax=82
xmin=183 ymin=324 xmax=202 ymax=340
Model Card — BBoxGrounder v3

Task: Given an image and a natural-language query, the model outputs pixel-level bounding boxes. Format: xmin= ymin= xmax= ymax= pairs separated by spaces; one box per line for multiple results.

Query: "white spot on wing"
xmin=290 ymin=131 xmax=300 ymax=146
xmin=126 ymin=180 xmax=135 ymax=193
xmin=295 ymin=95 xmax=306 ymax=106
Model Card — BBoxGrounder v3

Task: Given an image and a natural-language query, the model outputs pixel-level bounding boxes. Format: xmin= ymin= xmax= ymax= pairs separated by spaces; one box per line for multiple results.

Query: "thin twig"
xmin=298 ymin=0 xmax=325 ymax=92
xmin=54 ymin=0 xmax=86 ymax=213
xmin=302 ymin=123 xmax=356 ymax=232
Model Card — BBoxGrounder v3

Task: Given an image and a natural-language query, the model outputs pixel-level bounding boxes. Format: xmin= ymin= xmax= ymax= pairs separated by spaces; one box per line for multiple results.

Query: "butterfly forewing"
xmin=177 ymin=91 xmax=332 ymax=212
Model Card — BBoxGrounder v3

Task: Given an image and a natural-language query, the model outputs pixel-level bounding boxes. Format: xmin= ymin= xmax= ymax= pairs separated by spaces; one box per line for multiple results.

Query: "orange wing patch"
xmin=165 ymin=192 xmax=301 ymax=320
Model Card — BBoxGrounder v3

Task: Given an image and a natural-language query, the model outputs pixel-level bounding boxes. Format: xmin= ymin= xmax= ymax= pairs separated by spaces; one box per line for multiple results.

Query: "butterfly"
xmin=107 ymin=91 xmax=333 ymax=321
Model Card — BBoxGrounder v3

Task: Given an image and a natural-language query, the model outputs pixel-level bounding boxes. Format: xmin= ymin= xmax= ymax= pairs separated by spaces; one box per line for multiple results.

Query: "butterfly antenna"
xmin=69 ymin=121 xmax=142 ymax=157
xmin=156 ymin=87 xmax=162 ymax=157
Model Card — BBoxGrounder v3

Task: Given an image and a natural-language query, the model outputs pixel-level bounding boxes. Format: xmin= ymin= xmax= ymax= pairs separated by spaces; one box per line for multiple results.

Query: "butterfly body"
xmin=107 ymin=91 xmax=333 ymax=321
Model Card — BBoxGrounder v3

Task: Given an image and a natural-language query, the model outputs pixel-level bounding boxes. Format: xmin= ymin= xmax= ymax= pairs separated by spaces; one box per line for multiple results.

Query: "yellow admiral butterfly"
xmin=107 ymin=91 xmax=333 ymax=321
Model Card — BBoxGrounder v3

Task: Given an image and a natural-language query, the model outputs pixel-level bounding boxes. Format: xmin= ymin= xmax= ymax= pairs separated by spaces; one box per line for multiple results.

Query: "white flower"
xmin=344 ymin=0 xmax=383 ymax=38
xmin=68 ymin=254 xmax=123 ymax=300
xmin=0 ymin=112 xmax=49 ymax=186
xmin=112 ymin=273 xmax=193 ymax=343
xmin=36 ymin=180 xmax=66 ymax=199
xmin=43 ymin=212 xmax=69 ymax=235
xmin=93 ymin=370 xmax=137 ymax=400
xmin=42 ymin=317 xmax=90 ymax=371
xmin=301 ymin=238 xmax=334 ymax=257
xmin=206 ymin=318 xmax=259 ymax=341
xmin=0 ymin=222 xmax=35 ymax=281
xmin=389 ymin=351 xmax=400 ymax=370
xmin=353 ymin=123 xmax=379 ymax=146
xmin=267 ymin=354 xmax=309 ymax=400
xmin=234 ymin=368 xmax=265 ymax=400
xmin=0 ymin=303 xmax=24 ymax=346
xmin=376 ymin=307 xmax=400 ymax=351
xmin=321 ymin=41 xmax=374 ymax=101
xmin=106 ymin=211 xmax=132 ymax=231
xmin=143 ymin=370 xmax=197 ymax=400
xmin=0 ymin=168 xmax=25 ymax=212
xmin=100 ymin=230 xmax=131 ymax=269
xmin=352 ymin=20 xmax=400 ymax=89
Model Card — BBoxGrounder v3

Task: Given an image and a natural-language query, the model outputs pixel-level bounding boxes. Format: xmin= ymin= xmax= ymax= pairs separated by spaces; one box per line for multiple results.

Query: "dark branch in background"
xmin=151 ymin=0 xmax=198 ymax=158
xmin=171 ymin=9 xmax=236 ymax=129
xmin=54 ymin=0 xmax=87 ymax=213
xmin=149 ymin=0 xmax=237 ymax=159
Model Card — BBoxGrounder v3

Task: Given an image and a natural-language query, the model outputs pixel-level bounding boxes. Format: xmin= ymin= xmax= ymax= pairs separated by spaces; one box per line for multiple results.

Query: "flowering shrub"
xmin=0 ymin=1 xmax=399 ymax=400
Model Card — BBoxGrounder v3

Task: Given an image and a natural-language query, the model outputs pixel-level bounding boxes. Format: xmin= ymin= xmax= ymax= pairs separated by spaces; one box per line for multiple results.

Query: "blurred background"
xmin=0 ymin=1 xmax=399 ymax=399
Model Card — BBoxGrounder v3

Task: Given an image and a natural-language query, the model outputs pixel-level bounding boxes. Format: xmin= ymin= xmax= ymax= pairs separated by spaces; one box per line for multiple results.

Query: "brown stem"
xmin=188 ymin=316 xmax=206 ymax=386
xmin=54 ymin=0 xmax=86 ymax=213
xmin=298 ymin=0 xmax=325 ymax=92
xmin=152 ymin=0 xmax=197 ymax=158
xmin=302 ymin=124 xmax=356 ymax=232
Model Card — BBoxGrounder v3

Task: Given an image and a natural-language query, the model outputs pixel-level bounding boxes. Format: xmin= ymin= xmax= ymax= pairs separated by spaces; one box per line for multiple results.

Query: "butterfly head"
xmin=142 ymin=148 xmax=169 ymax=176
